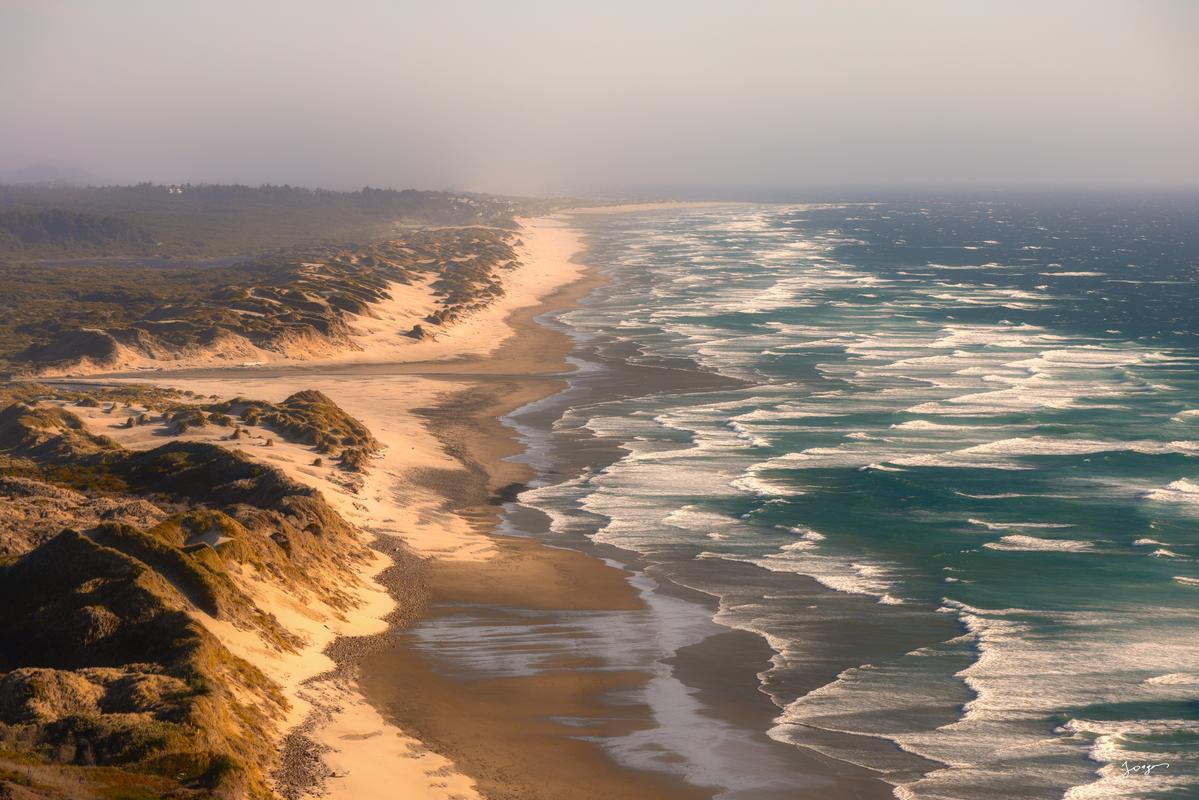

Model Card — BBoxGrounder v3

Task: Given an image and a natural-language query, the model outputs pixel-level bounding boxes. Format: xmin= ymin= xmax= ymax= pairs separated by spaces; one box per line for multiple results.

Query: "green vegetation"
xmin=0 ymin=183 xmax=562 ymax=260
xmin=211 ymin=390 xmax=377 ymax=471
xmin=0 ymin=183 xmax=592 ymax=378
xmin=0 ymin=530 xmax=275 ymax=799
xmin=0 ymin=209 xmax=154 ymax=253
xmin=0 ymin=385 xmax=384 ymax=798
xmin=0 ymin=226 xmax=522 ymax=376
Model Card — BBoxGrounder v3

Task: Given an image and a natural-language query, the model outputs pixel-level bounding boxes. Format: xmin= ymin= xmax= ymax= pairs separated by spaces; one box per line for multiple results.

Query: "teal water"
xmin=521 ymin=200 xmax=1199 ymax=799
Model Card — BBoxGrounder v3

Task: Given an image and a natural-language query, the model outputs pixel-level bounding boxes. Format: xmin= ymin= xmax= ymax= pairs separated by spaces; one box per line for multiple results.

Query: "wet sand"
xmin=356 ymin=329 xmax=711 ymax=799
xmin=355 ymin=212 xmax=895 ymax=799
xmin=67 ymin=207 xmax=897 ymax=798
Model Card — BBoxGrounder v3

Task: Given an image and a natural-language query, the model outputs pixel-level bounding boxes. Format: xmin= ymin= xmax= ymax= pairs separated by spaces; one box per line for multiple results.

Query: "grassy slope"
xmin=0 ymin=385 xmax=385 ymax=799
xmin=0 ymin=184 xmax=571 ymax=376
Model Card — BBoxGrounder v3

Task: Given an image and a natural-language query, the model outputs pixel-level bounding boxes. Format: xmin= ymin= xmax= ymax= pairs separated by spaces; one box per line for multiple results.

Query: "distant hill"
xmin=0 ymin=208 xmax=154 ymax=250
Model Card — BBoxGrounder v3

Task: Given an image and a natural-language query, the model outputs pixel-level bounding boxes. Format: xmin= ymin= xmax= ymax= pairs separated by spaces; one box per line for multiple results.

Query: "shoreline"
xmin=345 ymin=213 xmax=715 ymax=799
xmin=349 ymin=208 xmax=893 ymax=799
xmin=24 ymin=202 xmax=750 ymax=380
xmin=45 ymin=202 xmax=895 ymax=799
xmin=60 ymin=207 xmax=713 ymax=798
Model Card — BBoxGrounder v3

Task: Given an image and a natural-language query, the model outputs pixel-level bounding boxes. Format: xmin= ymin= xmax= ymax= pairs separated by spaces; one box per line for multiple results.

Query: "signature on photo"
xmin=1121 ymin=762 xmax=1169 ymax=777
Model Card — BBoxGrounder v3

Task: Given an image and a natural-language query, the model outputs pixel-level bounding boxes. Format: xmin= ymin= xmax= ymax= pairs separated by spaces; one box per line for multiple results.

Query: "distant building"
xmin=167 ymin=184 xmax=184 ymax=195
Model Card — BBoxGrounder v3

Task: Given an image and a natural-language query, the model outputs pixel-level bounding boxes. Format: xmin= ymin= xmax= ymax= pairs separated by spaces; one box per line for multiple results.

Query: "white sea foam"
xmin=780 ymin=525 xmax=825 ymax=542
xmin=861 ymin=462 xmax=906 ymax=472
xmin=1060 ymin=716 xmax=1198 ymax=799
xmin=536 ymin=204 xmax=1199 ymax=799
xmin=663 ymin=506 xmax=740 ymax=537
xmin=700 ymin=539 xmax=900 ymax=601
xmin=967 ymin=518 xmax=1074 ymax=530
xmin=982 ymin=535 xmax=1096 ymax=552
xmin=897 ymin=437 xmax=1199 ymax=470
xmin=730 ymin=471 xmax=805 ymax=497
xmin=891 ymin=419 xmax=999 ymax=432
xmin=1143 ymin=478 xmax=1199 ymax=505
xmin=725 ymin=419 xmax=772 ymax=447
xmin=1006 ymin=345 xmax=1152 ymax=370
xmin=884 ymin=599 xmax=1199 ymax=798
xmin=1143 ymin=672 xmax=1199 ymax=685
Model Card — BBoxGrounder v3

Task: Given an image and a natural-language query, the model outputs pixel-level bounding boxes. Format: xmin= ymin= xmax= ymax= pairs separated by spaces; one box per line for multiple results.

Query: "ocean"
xmin=507 ymin=199 xmax=1199 ymax=799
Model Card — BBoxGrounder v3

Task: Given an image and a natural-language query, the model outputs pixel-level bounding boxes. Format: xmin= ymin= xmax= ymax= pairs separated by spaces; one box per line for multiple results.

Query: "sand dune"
xmin=63 ymin=211 xmax=589 ymax=799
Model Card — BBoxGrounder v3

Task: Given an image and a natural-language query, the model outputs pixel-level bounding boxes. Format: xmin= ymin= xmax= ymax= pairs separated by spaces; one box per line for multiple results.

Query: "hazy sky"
xmin=2 ymin=0 xmax=1197 ymax=195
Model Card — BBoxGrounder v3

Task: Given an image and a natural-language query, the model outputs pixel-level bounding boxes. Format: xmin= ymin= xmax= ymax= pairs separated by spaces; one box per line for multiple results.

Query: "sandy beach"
xmin=57 ymin=208 xmax=713 ymax=799
xmin=8 ymin=6 xmax=1187 ymax=797
xmin=58 ymin=204 xmax=894 ymax=800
